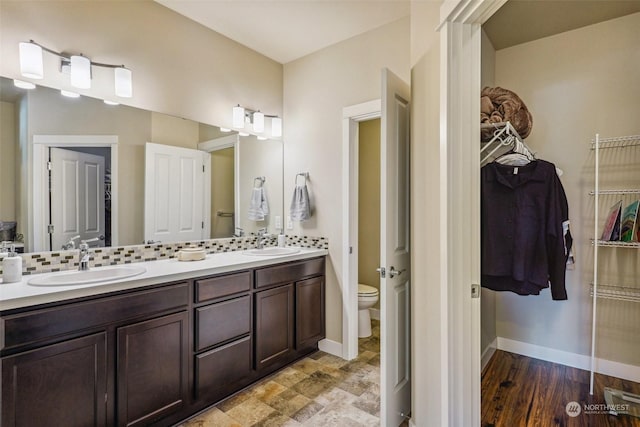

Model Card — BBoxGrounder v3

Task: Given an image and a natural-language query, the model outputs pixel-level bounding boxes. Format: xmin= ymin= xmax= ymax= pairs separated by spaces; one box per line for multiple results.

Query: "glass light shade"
xmin=114 ymin=67 xmax=132 ymax=98
xmin=103 ymin=100 xmax=119 ymax=106
xmin=233 ymin=106 xmax=245 ymax=128
xmin=253 ymin=112 xmax=265 ymax=133
xmin=60 ymin=90 xmax=80 ymax=98
xmin=271 ymin=117 xmax=282 ymax=138
xmin=70 ymin=55 xmax=91 ymax=89
xmin=19 ymin=42 xmax=43 ymax=79
xmin=13 ymin=79 xmax=36 ymax=89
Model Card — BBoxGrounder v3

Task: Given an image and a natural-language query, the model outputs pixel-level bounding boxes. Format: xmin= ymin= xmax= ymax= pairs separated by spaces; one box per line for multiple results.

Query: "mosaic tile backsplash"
xmin=0 ymin=235 xmax=328 ymax=276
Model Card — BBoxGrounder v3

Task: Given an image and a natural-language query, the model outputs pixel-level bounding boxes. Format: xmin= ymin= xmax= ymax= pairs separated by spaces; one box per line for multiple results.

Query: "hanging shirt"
xmin=481 ymin=160 xmax=572 ymax=300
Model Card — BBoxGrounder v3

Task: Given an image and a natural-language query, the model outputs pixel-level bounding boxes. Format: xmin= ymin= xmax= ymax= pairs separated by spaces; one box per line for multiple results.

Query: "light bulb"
xmin=19 ymin=42 xmax=43 ymax=79
xmin=115 ymin=67 xmax=132 ymax=98
xmin=70 ymin=55 xmax=91 ymax=89
xmin=271 ymin=117 xmax=282 ymax=138
xmin=233 ymin=105 xmax=245 ymax=128
xmin=253 ymin=111 xmax=264 ymax=133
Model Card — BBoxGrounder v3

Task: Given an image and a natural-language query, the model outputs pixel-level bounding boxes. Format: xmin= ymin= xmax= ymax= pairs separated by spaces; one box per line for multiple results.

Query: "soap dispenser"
xmin=2 ymin=244 xmax=22 ymax=283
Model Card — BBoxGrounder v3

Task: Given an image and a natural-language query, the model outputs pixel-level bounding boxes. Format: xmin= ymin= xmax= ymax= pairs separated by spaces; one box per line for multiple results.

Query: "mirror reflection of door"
xmin=49 ymin=147 xmax=107 ymax=251
xmin=210 ymin=147 xmax=235 ymax=238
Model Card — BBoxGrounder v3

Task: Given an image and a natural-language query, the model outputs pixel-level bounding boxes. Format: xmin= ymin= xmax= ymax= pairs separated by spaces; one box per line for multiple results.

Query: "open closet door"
xmin=380 ymin=68 xmax=411 ymax=426
xmin=144 ymin=142 xmax=210 ymax=244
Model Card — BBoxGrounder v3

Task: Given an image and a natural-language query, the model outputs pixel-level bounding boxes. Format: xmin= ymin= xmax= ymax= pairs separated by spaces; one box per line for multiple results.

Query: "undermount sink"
xmin=28 ymin=265 xmax=147 ymax=286
xmin=243 ymin=247 xmax=301 ymax=256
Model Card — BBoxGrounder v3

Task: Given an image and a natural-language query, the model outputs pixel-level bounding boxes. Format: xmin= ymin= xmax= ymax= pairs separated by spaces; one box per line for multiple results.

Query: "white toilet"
xmin=358 ymin=284 xmax=379 ymax=338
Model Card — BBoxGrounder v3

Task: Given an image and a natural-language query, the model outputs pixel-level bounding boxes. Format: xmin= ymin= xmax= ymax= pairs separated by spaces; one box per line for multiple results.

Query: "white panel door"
xmin=144 ymin=142 xmax=210 ymax=243
xmin=50 ymin=147 xmax=105 ymax=250
xmin=380 ymin=68 xmax=411 ymax=427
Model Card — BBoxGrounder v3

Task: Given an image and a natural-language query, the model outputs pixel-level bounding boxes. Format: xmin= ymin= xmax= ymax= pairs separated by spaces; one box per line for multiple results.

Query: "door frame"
xmin=341 ymin=99 xmax=381 ymax=360
xmin=436 ymin=1 xmax=507 ymax=425
xmin=32 ymin=135 xmax=118 ymax=252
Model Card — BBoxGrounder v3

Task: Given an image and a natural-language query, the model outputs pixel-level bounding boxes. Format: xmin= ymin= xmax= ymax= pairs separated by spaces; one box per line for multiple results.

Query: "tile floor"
xmin=180 ymin=320 xmax=381 ymax=427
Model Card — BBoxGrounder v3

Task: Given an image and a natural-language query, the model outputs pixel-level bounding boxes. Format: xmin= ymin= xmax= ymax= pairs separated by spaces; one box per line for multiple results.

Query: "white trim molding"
xmin=318 ymin=339 xmax=343 ymax=358
xmin=341 ymin=99 xmax=381 ymax=361
xmin=497 ymin=337 xmax=640 ymax=384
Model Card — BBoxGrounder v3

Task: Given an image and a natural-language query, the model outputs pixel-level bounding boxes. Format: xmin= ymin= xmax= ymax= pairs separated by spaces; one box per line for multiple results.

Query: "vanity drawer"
xmin=195 ymin=271 xmax=251 ymax=303
xmin=2 ymin=282 xmax=189 ymax=351
xmin=195 ymin=335 xmax=252 ymax=401
xmin=255 ymin=257 xmax=325 ymax=289
xmin=195 ymin=295 xmax=251 ymax=351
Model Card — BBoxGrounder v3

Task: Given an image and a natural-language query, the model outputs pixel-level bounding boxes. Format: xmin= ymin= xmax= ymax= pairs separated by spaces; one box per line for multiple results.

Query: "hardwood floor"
xmin=482 ymin=350 xmax=640 ymax=427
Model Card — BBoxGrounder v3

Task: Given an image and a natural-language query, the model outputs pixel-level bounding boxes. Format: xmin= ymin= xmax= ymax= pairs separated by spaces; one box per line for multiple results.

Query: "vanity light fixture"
xmin=232 ymin=104 xmax=282 ymax=137
xmin=13 ymin=79 xmax=36 ymax=89
xmin=18 ymin=40 xmax=133 ymax=98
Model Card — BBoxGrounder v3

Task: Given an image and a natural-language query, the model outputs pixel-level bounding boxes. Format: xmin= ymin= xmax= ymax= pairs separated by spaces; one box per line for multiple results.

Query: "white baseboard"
xmin=370 ymin=308 xmax=380 ymax=320
xmin=497 ymin=337 xmax=640 ymax=383
xmin=318 ymin=338 xmax=343 ymax=358
xmin=481 ymin=338 xmax=497 ymax=372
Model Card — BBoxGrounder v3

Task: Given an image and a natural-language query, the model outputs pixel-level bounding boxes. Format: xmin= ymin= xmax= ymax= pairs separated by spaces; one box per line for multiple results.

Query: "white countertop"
xmin=0 ymin=247 xmax=328 ymax=311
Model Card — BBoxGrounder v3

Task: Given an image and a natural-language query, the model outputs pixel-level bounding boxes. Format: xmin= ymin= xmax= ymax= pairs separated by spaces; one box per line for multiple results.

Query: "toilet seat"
xmin=358 ymin=284 xmax=379 ymax=296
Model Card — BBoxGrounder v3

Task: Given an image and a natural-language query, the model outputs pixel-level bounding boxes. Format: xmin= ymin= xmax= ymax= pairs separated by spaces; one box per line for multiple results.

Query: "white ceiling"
xmin=155 ymin=0 xmax=411 ymax=64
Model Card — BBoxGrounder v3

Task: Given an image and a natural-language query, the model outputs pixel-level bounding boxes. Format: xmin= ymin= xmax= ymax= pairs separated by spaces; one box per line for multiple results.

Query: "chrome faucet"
xmin=62 ymin=235 xmax=80 ymax=250
xmin=256 ymin=228 xmax=269 ymax=249
xmin=78 ymin=238 xmax=98 ymax=271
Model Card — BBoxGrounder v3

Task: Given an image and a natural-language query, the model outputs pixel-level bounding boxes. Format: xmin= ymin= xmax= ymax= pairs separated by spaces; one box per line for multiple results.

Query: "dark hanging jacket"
xmin=481 ymin=160 xmax=572 ymax=300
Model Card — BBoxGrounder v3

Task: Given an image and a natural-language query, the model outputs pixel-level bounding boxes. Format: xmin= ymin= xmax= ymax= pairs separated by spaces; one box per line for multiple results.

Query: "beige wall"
xmin=358 ymin=119 xmax=381 ymax=303
xmin=0 ymin=1 xmax=282 ymax=130
xmin=150 ymin=112 xmax=199 ymax=149
xmin=0 ymin=101 xmax=16 ymax=221
xmin=210 ymin=147 xmax=235 ymax=238
xmin=283 ymin=17 xmax=410 ymax=343
xmin=493 ymin=12 xmax=640 ymax=365
xmin=409 ymin=1 xmax=443 ymax=424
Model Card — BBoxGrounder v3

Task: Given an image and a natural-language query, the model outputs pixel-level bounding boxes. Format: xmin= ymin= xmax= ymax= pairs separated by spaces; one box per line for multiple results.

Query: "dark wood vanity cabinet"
xmin=0 ymin=256 xmax=326 ymax=427
xmin=254 ymin=283 xmax=295 ymax=370
xmin=0 ymin=282 xmax=190 ymax=427
xmin=116 ymin=311 xmax=189 ymax=427
xmin=1 ymin=332 xmax=107 ymax=427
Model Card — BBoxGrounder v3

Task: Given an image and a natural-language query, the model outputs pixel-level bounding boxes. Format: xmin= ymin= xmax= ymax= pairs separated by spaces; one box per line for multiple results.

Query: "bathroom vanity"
xmin=0 ymin=249 xmax=326 ymax=427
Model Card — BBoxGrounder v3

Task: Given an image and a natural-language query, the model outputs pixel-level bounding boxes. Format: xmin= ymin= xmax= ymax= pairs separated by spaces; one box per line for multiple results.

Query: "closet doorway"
xmin=342 ymin=68 xmax=411 ymax=427
xmin=477 ymin=3 xmax=640 ymax=426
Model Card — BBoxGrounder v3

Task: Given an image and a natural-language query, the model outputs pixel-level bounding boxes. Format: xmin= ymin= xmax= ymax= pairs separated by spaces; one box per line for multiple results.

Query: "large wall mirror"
xmin=0 ymin=77 xmax=283 ymax=253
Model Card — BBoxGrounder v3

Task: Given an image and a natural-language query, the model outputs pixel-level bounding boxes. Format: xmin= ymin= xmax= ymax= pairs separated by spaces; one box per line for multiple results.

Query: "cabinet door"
xmin=116 ymin=311 xmax=188 ymax=427
xmin=254 ymin=284 xmax=294 ymax=370
xmin=296 ymin=276 xmax=326 ymax=350
xmin=2 ymin=333 xmax=107 ymax=427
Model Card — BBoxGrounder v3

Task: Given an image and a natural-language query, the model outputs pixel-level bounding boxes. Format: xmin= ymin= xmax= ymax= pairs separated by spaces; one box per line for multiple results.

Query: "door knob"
xmin=376 ymin=267 xmax=386 ymax=278
xmin=389 ymin=266 xmax=406 ymax=278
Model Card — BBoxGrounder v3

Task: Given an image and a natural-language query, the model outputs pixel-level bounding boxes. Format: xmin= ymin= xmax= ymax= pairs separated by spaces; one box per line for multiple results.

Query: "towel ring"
xmin=295 ymin=172 xmax=309 ymax=186
xmin=254 ymin=176 xmax=265 ymax=187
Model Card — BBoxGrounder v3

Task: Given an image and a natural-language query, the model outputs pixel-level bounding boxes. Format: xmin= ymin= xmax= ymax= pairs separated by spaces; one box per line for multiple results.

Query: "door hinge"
xmin=202 ymin=221 xmax=204 ymax=229
xmin=349 ymin=246 xmax=353 ymax=254
xmin=47 ymin=161 xmax=52 ymax=171
xmin=47 ymin=224 xmax=54 ymax=234
xmin=105 ymin=393 xmax=108 ymax=403
xmin=376 ymin=267 xmax=386 ymax=278
xmin=202 ymin=165 xmax=205 ymax=173
xmin=471 ymin=283 xmax=480 ymax=298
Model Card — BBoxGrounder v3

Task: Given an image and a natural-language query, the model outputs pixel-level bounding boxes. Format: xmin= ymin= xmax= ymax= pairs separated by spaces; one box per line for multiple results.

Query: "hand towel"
xmin=290 ymin=184 xmax=311 ymax=221
xmin=248 ymin=187 xmax=269 ymax=221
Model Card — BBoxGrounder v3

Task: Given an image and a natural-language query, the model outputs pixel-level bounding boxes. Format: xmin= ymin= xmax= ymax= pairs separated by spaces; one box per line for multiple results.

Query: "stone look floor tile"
xmin=182 ymin=319 xmax=381 ymax=427
xmin=225 ymin=397 xmax=276 ymax=425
